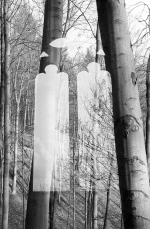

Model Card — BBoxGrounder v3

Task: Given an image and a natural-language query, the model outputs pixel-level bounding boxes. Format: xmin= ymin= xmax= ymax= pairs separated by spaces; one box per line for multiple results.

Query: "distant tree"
xmin=2 ymin=0 xmax=10 ymax=228
xmin=10 ymin=3 xmax=40 ymax=194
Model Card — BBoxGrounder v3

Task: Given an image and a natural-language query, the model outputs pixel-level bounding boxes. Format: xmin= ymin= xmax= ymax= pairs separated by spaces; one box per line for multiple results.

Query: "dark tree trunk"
xmin=25 ymin=0 xmax=63 ymax=228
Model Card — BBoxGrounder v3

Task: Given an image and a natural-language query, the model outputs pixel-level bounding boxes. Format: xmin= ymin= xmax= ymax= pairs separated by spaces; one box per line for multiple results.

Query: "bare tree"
xmin=103 ymin=154 xmax=113 ymax=229
xmin=2 ymin=0 xmax=10 ymax=228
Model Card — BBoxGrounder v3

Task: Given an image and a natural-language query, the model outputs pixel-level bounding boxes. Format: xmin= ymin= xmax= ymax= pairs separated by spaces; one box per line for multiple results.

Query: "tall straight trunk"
xmin=83 ymin=132 xmax=87 ymax=229
xmin=96 ymin=0 xmax=150 ymax=228
xmin=103 ymin=155 xmax=113 ymax=229
xmin=2 ymin=0 xmax=10 ymax=228
xmin=103 ymin=178 xmax=111 ymax=229
xmin=49 ymin=190 xmax=57 ymax=229
xmin=87 ymin=190 xmax=92 ymax=229
xmin=95 ymin=23 xmax=101 ymax=65
xmin=0 ymin=0 xmax=4 ymax=225
xmin=146 ymin=55 xmax=150 ymax=167
xmin=91 ymin=133 xmax=97 ymax=229
xmin=91 ymin=27 xmax=104 ymax=229
xmin=25 ymin=0 xmax=63 ymax=229
xmin=22 ymin=92 xmax=28 ymax=229
xmin=69 ymin=72 xmax=78 ymax=229
xmin=92 ymin=157 xmax=98 ymax=229
xmin=88 ymin=137 xmax=94 ymax=229
xmin=22 ymin=135 xmax=25 ymax=229
xmin=85 ymin=191 xmax=87 ymax=229
xmin=12 ymin=103 xmax=19 ymax=194
xmin=92 ymin=186 xmax=97 ymax=229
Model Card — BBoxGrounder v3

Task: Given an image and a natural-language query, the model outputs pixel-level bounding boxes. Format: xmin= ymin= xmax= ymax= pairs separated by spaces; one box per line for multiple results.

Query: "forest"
xmin=0 ymin=0 xmax=150 ymax=228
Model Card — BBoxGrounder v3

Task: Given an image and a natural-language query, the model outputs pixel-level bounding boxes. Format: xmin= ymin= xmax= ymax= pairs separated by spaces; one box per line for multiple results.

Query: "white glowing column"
xmin=77 ymin=62 xmax=112 ymax=190
xmin=33 ymin=65 xmax=63 ymax=191
xmin=54 ymin=73 xmax=69 ymax=191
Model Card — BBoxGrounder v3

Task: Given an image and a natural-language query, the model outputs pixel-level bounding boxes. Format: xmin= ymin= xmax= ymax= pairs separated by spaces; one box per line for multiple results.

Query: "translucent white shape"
xmin=33 ymin=65 xmax=69 ymax=191
xmin=77 ymin=62 xmax=112 ymax=191
xmin=87 ymin=62 xmax=100 ymax=73
xmin=49 ymin=38 xmax=69 ymax=48
xmin=40 ymin=51 xmax=49 ymax=58
xmin=77 ymin=62 xmax=112 ymax=126
xmin=53 ymin=72 xmax=69 ymax=191
xmin=97 ymin=49 xmax=105 ymax=56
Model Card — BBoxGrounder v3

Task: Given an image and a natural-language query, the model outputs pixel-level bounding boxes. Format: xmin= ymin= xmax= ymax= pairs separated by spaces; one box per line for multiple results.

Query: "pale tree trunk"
xmin=12 ymin=104 xmax=19 ymax=194
xmin=22 ymin=90 xmax=29 ymax=229
xmin=92 ymin=166 xmax=98 ymax=229
xmin=91 ymin=133 xmax=97 ymax=229
xmin=88 ymin=144 xmax=93 ymax=229
xmin=103 ymin=155 xmax=113 ymax=229
xmin=83 ymin=132 xmax=87 ymax=229
xmin=91 ymin=27 xmax=104 ymax=229
xmin=69 ymin=73 xmax=78 ymax=229
xmin=146 ymin=55 xmax=150 ymax=168
xmin=2 ymin=0 xmax=10 ymax=227
xmin=25 ymin=0 xmax=63 ymax=229
xmin=12 ymin=70 xmax=24 ymax=194
xmin=96 ymin=0 xmax=150 ymax=228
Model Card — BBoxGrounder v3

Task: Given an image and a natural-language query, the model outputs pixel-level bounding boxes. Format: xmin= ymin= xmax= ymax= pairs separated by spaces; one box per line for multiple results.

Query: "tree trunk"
xmin=96 ymin=0 xmax=150 ymax=228
xmin=91 ymin=28 xmax=104 ymax=229
xmin=85 ymin=191 xmax=87 ymax=229
xmin=91 ymin=133 xmax=98 ymax=229
xmin=49 ymin=190 xmax=57 ymax=229
xmin=146 ymin=55 xmax=150 ymax=168
xmin=103 ymin=155 xmax=113 ymax=229
xmin=2 ymin=0 xmax=10 ymax=227
xmin=25 ymin=163 xmax=50 ymax=229
xmin=92 ymin=188 xmax=98 ymax=229
xmin=12 ymin=103 xmax=19 ymax=194
xmin=95 ymin=23 xmax=101 ymax=66
xmin=87 ymin=190 xmax=92 ymax=229
xmin=22 ymin=91 xmax=28 ymax=229
xmin=25 ymin=1 xmax=63 ymax=229
xmin=0 ymin=0 xmax=4 ymax=224
xmin=69 ymin=72 xmax=78 ymax=229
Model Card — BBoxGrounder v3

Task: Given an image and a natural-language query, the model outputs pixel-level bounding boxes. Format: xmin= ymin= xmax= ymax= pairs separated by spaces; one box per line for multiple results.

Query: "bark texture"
xmin=96 ymin=0 xmax=150 ymax=228
xmin=0 ymin=0 xmax=4 ymax=224
xmin=146 ymin=55 xmax=150 ymax=167
xmin=39 ymin=0 xmax=63 ymax=72
xmin=2 ymin=0 xmax=10 ymax=228
xmin=25 ymin=0 xmax=63 ymax=228
xmin=69 ymin=72 xmax=78 ymax=229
